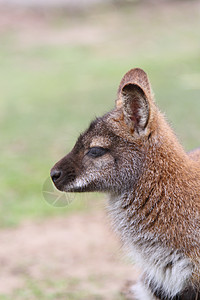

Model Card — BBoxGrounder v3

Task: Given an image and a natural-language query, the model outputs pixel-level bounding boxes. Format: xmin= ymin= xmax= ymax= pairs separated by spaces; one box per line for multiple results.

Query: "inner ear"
xmin=122 ymin=84 xmax=149 ymax=133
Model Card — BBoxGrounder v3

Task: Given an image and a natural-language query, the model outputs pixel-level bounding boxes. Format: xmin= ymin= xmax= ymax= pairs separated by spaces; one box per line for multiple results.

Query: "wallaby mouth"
xmin=50 ymin=165 xmax=79 ymax=192
xmin=50 ymin=164 xmax=97 ymax=193
xmin=50 ymin=152 xmax=78 ymax=192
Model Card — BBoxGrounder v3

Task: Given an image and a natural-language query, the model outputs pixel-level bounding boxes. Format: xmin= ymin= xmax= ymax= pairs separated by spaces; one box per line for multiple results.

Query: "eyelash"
xmin=86 ymin=147 xmax=109 ymax=158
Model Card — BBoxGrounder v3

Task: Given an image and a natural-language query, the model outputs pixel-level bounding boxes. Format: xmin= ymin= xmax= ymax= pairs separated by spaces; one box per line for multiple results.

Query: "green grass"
xmin=0 ymin=3 xmax=200 ymax=227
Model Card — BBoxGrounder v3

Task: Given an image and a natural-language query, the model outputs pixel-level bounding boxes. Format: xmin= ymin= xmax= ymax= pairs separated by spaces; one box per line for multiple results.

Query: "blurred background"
xmin=0 ymin=0 xmax=200 ymax=299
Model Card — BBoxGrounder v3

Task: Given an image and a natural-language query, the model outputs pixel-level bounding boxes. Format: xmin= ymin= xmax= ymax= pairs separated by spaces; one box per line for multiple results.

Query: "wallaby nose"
xmin=51 ymin=169 xmax=62 ymax=183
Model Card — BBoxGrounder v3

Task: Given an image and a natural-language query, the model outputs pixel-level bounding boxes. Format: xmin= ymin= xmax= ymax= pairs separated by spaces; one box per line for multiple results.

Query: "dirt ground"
xmin=0 ymin=210 xmax=139 ymax=298
xmin=1 ymin=1 xmax=198 ymax=50
xmin=0 ymin=0 xmax=110 ymax=8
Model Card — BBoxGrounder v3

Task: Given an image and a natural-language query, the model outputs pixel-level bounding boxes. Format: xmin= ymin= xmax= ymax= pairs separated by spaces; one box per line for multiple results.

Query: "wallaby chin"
xmin=51 ymin=68 xmax=200 ymax=300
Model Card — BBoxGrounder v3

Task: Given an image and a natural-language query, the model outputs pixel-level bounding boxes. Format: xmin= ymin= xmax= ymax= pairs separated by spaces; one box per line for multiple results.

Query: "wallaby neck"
xmin=109 ymin=116 xmax=200 ymax=258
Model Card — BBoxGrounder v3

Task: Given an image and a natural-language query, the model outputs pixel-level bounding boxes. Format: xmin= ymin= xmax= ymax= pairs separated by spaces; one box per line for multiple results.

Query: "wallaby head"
xmin=51 ymin=68 xmax=158 ymax=194
xmin=51 ymin=68 xmax=200 ymax=300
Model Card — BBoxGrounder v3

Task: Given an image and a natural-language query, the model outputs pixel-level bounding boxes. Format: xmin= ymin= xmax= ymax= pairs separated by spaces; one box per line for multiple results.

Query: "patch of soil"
xmin=0 ymin=1 xmax=199 ymax=49
xmin=0 ymin=210 xmax=139 ymax=298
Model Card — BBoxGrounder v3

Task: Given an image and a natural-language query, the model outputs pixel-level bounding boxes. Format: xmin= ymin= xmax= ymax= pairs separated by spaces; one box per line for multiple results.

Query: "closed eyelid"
xmin=86 ymin=147 xmax=109 ymax=158
xmin=84 ymin=146 xmax=109 ymax=157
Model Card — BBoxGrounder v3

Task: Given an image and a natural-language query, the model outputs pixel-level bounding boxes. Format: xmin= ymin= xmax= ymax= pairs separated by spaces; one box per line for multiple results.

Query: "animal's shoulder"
xmin=188 ymin=148 xmax=200 ymax=162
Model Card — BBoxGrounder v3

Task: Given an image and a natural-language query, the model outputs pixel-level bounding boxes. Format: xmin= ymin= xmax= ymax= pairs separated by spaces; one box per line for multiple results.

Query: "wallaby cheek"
xmin=80 ymin=156 xmax=116 ymax=187
xmin=83 ymin=154 xmax=113 ymax=170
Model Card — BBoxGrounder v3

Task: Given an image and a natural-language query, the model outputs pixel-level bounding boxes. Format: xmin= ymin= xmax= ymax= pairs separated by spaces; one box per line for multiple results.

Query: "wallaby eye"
xmin=87 ymin=147 xmax=108 ymax=158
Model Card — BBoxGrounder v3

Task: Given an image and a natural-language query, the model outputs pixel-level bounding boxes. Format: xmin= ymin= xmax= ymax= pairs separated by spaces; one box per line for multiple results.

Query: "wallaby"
xmin=51 ymin=68 xmax=200 ymax=300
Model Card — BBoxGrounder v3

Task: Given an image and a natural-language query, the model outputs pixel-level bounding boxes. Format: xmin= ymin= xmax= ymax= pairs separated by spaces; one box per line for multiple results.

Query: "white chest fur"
xmin=107 ymin=194 xmax=193 ymax=298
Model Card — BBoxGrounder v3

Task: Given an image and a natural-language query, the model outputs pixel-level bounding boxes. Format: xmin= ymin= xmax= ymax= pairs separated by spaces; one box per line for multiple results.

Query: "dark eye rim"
xmin=86 ymin=147 xmax=109 ymax=158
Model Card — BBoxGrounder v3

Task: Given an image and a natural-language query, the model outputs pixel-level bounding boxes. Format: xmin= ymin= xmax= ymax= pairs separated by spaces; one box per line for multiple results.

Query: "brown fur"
xmin=189 ymin=148 xmax=200 ymax=162
xmin=51 ymin=68 xmax=200 ymax=299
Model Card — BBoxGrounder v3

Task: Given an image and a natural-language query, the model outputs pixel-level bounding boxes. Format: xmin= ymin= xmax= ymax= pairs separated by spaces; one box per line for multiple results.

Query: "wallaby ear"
xmin=116 ymin=68 xmax=153 ymax=134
